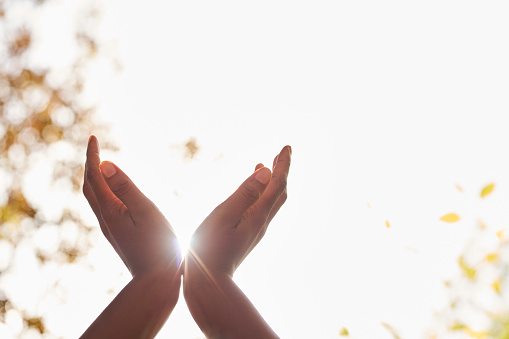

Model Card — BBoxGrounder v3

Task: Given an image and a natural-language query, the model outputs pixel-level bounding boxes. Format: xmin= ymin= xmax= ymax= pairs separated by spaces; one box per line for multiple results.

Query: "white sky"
xmin=4 ymin=1 xmax=509 ymax=338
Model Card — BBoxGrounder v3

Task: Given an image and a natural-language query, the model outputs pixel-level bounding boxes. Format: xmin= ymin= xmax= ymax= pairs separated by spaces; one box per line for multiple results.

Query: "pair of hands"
xmin=82 ymin=135 xmax=291 ymax=338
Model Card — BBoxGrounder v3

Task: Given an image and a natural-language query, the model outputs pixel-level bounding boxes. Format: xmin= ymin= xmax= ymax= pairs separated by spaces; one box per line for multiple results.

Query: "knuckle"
xmin=85 ymin=167 xmax=101 ymax=185
xmin=85 ymin=167 xmax=94 ymax=183
xmin=111 ymin=179 xmax=133 ymax=197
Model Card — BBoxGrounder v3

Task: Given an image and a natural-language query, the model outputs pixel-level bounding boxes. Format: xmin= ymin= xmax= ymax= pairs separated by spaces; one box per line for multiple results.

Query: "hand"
xmin=183 ymin=145 xmax=291 ymax=339
xmin=83 ymin=136 xmax=181 ymax=279
xmin=80 ymin=136 xmax=181 ymax=339
xmin=186 ymin=145 xmax=291 ymax=279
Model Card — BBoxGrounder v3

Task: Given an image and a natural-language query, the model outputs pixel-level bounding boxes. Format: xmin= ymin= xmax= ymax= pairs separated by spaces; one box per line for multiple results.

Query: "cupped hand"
xmin=83 ymin=136 xmax=181 ymax=279
xmin=186 ymin=145 xmax=291 ymax=279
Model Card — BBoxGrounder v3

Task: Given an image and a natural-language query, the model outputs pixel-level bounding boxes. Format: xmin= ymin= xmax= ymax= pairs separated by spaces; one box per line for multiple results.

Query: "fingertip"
xmin=100 ymin=161 xmax=117 ymax=179
xmin=86 ymin=135 xmax=100 ymax=157
xmin=280 ymin=145 xmax=291 ymax=157
xmin=88 ymin=135 xmax=97 ymax=147
xmin=255 ymin=167 xmax=271 ymax=185
xmin=255 ymin=163 xmax=264 ymax=171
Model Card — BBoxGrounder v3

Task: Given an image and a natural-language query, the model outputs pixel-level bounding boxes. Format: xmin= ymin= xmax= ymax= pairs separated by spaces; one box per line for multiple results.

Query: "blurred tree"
xmin=0 ymin=0 xmax=115 ymax=336
xmin=433 ymin=223 xmax=509 ymax=339
xmin=431 ymin=185 xmax=509 ymax=339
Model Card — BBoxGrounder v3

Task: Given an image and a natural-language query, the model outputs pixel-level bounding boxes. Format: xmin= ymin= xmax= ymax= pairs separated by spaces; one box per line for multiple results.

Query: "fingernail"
xmin=288 ymin=145 xmax=292 ymax=156
xmin=255 ymin=167 xmax=271 ymax=185
xmin=100 ymin=162 xmax=116 ymax=178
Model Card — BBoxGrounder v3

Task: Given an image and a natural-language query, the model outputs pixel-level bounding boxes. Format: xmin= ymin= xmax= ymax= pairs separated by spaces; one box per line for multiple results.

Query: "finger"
xmin=272 ymin=154 xmax=278 ymax=171
xmin=253 ymin=145 xmax=291 ymax=217
xmin=86 ymin=136 xmax=128 ymax=224
xmin=84 ymin=155 xmax=128 ymax=265
xmin=246 ymin=188 xmax=288 ymax=252
xmin=213 ymin=166 xmax=272 ymax=226
xmin=99 ymin=161 xmax=157 ymax=224
xmin=265 ymin=188 xmax=287 ymax=226
xmin=84 ymin=183 xmax=129 ymax=267
xmin=83 ymin=163 xmax=112 ymax=241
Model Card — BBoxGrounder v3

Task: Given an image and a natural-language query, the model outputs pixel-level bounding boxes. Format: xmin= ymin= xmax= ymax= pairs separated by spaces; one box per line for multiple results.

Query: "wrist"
xmin=183 ymin=263 xmax=231 ymax=300
xmin=134 ymin=266 xmax=181 ymax=306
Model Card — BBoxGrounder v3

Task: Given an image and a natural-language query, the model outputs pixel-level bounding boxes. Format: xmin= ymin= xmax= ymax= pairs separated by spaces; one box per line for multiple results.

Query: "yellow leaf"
xmin=451 ymin=322 xmax=466 ymax=331
xmin=339 ymin=327 xmax=349 ymax=336
xmin=385 ymin=220 xmax=390 ymax=228
xmin=480 ymin=183 xmax=495 ymax=198
xmin=486 ymin=253 xmax=499 ymax=263
xmin=467 ymin=329 xmax=489 ymax=339
xmin=458 ymin=256 xmax=476 ymax=280
xmin=381 ymin=322 xmax=401 ymax=339
xmin=497 ymin=229 xmax=505 ymax=240
xmin=492 ymin=278 xmax=501 ymax=294
xmin=478 ymin=219 xmax=487 ymax=229
xmin=440 ymin=213 xmax=460 ymax=223
xmin=455 ymin=184 xmax=463 ymax=192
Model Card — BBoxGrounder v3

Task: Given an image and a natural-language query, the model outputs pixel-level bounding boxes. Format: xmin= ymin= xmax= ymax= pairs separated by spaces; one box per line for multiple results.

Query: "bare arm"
xmin=81 ymin=136 xmax=181 ymax=339
xmin=184 ymin=146 xmax=291 ymax=339
xmin=81 ymin=268 xmax=179 ymax=339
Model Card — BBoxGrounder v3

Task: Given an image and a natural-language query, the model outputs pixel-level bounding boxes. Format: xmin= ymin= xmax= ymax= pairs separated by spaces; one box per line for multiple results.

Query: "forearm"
xmin=183 ymin=270 xmax=278 ymax=339
xmin=81 ymin=268 xmax=180 ymax=339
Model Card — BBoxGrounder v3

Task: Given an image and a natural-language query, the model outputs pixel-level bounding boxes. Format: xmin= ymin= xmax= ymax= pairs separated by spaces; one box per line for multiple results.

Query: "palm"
xmin=188 ymin=146 xmax=291 ymax=278
xmin=83 ymin=136 xmax=180 ymax=277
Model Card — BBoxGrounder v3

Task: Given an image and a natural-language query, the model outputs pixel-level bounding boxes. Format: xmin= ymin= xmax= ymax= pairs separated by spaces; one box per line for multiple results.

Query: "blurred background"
xmin=1 ymin=0 xmax=509 ymax=338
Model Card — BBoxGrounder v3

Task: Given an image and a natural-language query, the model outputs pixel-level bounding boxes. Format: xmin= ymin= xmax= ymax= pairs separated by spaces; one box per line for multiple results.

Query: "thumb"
xmin=215 ymin=166 xmax=272 ymax=223
xmin=99 ymin=161 xmax=155 ymax=221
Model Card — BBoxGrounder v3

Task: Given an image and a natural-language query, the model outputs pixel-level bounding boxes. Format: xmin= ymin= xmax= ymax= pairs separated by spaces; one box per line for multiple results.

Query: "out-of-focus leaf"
xmin=466 ymin=328 xmax=489 ymax=339
xmin=481 ymin=183 xmax=495 ymax=198
xmin=8 ymin=29 xmax=31 ymax=56
xmin=26 ymin=317 xmax=44 ymax=334
xmin=1 ymin=189 xmax=37 ymax=223
xmin=381 ymin=322 xmax=401 ymax=339
xmin=486 ymin=253 xmax=499 ymax=263
xmin=385 ymin=220 xmax=390 ymax=228
xmin=492 ymin=279 xmax=501 ymax=294
xmin=478 ymin=219 xmax=487 ymax=229
xmin=458 ymin=256 xmax=476 ymax=280
xmin=451 ymin=322 xmax=467 ymax=330
xmin=440 ymin=213 xmax=460 ymax=223
xmin=455 ymin=184 xmax=463 ymax=192
xmin=184 ymin=138 xmax=199 ymax=159
xmin=451 ymin=322 xmax=488 ymax=339
xmin=339 ymin=327 xmax=349 ymax=336
xmin=497 ymin=229 xmax=505 ymax=240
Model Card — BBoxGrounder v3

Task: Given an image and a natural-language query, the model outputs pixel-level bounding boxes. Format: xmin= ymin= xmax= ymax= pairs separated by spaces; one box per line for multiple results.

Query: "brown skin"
xmin=81 ymin=135 xmax=291 ymax=338
xmin=184 ymin=145 xmax=291 ymax=339
xmin=81 ymin=136 xmax=181 ymax=339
